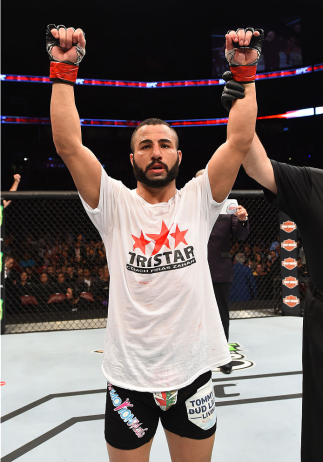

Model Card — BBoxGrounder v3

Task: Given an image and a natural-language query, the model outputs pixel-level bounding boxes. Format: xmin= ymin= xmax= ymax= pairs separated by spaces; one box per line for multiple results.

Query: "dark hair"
xmin=130 ymin=118 xmax=179 ymax=153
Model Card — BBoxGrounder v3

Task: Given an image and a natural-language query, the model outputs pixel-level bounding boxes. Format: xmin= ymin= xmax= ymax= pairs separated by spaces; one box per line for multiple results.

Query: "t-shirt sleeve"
xmin=263 ymin=160 xmax=312 ymax=221
xmin=196 ymin=163 xmax=228 ymax=234
xmin=78 ymin=165 xmax=124 ymax=238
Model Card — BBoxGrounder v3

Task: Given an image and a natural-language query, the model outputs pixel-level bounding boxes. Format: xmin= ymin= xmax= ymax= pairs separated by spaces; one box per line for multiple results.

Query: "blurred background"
xmin=2 ymin=0 xmax=323 ymax=191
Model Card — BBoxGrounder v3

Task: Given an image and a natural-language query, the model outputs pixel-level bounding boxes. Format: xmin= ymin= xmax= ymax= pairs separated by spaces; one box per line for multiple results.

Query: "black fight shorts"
xmin=105 ymin=371 xmax=217 ymax=450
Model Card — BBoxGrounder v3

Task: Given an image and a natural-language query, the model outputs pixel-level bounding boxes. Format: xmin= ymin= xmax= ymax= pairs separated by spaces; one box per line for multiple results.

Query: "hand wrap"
xmin=225 ymin=28 xmax=264 ymax=83
xmin=221 ymin=71 xmax=245 ymax=112
xmin=46 ymin=24 xmax=85 ymax=85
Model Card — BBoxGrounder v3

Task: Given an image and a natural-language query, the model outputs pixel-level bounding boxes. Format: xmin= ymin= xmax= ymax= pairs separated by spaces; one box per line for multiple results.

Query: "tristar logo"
xmin=127 ymin=221 xmax=196 ymax=274
xmin=283 ymin=276 xmax=299 ymax=289
xmin=213 ymin=343 xmax=255 ymax=372
xmin=283 ymin=295 xmax=300 ymax=308
xmin=282 ymin=257 xmax=297 ymax=270
xmin=280 ymin=221 xmax=297 ymax=233
xmin=281 ymin=239 xmax=297 ymax=252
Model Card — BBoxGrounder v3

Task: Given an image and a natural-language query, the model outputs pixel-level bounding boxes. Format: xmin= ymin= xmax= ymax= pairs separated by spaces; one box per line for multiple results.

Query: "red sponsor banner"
xmin=282 ymin=257 xmax=298 ymax=270
xmin=282 ymin=276 xmax=299 ymax=289
xmin=281 ymin=239 xmax=297 ymax=251
xmin=283 ymin=295 xmax=300 ymax=308
xmin=280 ymin=221 xmax=297 ymax=233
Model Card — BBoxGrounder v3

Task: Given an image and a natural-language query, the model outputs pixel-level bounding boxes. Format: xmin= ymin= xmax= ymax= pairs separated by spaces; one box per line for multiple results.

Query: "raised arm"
xmin=243 ymin=133 xmax=277 ymax=194
xmin=208 ymin=28 xmax=263 ymax=203
xmin=48 ymin=25 xmax=101 ymax=209
xmin=3 ymin=174 xmax=21 ymax=208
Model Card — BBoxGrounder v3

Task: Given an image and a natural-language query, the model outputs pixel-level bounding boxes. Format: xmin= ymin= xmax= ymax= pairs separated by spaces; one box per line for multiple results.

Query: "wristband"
xmin=50 ymin=62 xmax=78 ymax=85
xmin=229 ymin=65 xmax=257 ymax=84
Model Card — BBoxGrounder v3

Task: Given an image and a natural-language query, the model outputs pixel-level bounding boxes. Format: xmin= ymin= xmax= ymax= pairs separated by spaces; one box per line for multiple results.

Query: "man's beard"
xmin=132 ymin=154 xmax=179 ymax=188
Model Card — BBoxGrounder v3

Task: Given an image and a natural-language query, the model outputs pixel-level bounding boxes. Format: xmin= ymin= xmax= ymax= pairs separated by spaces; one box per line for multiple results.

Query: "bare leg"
xmin=164 ymin=428 xmax=215 ymax=462
xmin=106 ymin=438 xmax=153 ymax=462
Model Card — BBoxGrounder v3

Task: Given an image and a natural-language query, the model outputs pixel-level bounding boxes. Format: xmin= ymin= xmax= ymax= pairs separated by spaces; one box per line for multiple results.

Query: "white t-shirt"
xmin=79 ymin=165 xmax=231 ymax=392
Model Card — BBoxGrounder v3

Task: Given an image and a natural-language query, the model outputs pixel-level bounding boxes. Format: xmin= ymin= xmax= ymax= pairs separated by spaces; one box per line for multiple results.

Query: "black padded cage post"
xmin=0 ymin=194 xmax=6 ymax=335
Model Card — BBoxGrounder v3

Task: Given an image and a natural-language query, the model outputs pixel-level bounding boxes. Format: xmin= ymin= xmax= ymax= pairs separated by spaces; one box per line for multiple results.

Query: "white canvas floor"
xmin=1 ymin=317 xmax=303 ymax=461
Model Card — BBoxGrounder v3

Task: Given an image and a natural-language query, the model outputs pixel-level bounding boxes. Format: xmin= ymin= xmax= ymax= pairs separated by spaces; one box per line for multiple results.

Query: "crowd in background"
xmin=4 ymin=232 xmax=110 ymax=316
xmin=4 ymin=230 xmax=309 ymax=314
xmin=229 ymin=237 xmax=308 ymax=302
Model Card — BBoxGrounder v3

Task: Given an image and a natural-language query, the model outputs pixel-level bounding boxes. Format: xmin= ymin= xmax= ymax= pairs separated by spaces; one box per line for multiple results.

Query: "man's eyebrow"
xmin=138 ymin=138 xmax=173 ymax=145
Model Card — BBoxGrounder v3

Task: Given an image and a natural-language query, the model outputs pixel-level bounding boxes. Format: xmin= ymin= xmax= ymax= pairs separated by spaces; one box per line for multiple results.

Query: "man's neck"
xmin=136 ymin=181 xmax=177 ymax=204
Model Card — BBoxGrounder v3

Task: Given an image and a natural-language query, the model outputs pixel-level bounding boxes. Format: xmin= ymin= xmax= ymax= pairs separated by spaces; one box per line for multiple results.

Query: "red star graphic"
xmin=131 ymin=231 xmax=150 ymax=255
xmin=170 ymin=225 xmax=188 ymax=248
xmin=146 ymin=221 xmax=172 ymax=256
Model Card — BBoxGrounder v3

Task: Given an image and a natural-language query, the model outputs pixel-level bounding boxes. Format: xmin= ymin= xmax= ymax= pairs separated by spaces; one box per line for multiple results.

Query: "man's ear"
xmin=130 ymin=153 xmax=134 ymax=166
xmin=178 ymin=150 xmax=182 ymax=165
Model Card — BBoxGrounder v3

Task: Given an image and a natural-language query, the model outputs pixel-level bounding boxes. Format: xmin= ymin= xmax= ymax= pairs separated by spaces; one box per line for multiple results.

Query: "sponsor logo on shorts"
xmin=281 ymin=257 xmax=297 ymax=270
xmin=127 ymin=221 xmax=196 ymax=274
xmin=186 ymin=379 xmax=217 ymax=430
xmin=153 ymin=390 xmax=178 ymax=411
xmin=108 ymin=383 xmax=148 ymax=439
xmin=280 ymin=221 xmax=297 ymax=233
xmin=281 ymin=239 xmax=297 ymax=251
xmin=283 ymin=295 xmax=300 ymax=308
xmin=283 ymin=276 xmax=299 ymax=289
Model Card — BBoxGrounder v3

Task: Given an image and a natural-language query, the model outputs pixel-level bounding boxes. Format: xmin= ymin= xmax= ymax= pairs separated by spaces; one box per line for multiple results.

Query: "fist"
xmin=50 ymin=26 xmax=86 ymax=64
xmin=226 ymin=30 xmax=260 ymax=66
xmin=13 ymin=174 xmax=21 ymax=182
xmin=235 ymin=205 xmax=248 ymax=221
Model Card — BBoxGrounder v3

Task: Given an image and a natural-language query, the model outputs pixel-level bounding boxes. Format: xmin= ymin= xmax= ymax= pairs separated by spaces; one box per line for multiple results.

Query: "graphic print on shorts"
xmin=127 ymin=221 xmax=196 ymax=274
xmin=108 ymin=382 xmax=148 ymax=439
xmin=153 ymin=390 xmax=178 ymax=411
xmin=185 ymin=378 xmax=216 ymax=430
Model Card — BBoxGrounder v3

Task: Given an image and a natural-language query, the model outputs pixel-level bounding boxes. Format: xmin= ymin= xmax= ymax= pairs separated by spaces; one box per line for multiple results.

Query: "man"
xmin=47 ymin=24 xmax=262 ymax=461
xmin=196 ymin=169 xmax=250 ymax=374
xmin=243 ymin=114 xmax=322 ymax=462
xmin=230 ymin=253 xmax=257 ymax=302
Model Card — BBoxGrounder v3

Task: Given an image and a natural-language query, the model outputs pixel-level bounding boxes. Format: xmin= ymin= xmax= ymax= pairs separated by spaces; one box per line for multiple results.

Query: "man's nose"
xmin=151 ymin=143 xmax=161 ymax=157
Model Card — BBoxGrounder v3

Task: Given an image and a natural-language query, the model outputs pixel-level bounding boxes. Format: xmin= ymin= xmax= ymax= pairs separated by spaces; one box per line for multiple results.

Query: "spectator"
xmin=25 ymin=267 xmax=39 ymax=284
xmin=77 ymin=268 xmax=96 ymax=289
xmin=262 ymin=30 xmax=281 ymax=70
xmin=243 ymin=245 xmax=253 ymax=261
xmin=253 ymin=264 xmax=269 ymax=300
xmin=298 ymin=258 xmax=309 ymax=278
xmin=65 ymin=286 xmax=91 ymax=313
xmin=2 ymin=174 xmax=21 ymax=208
xmin=230 ymin=253 xmax=257 ymax=302
xmin=253 ymin=263 xmax=267 ymax=277
xmin=56 ymin=272 xmax=68 ymax=292
xmin=20 ymin=253 xmax=36 ymax=270
xmin=46 ymin=265 xmax=56 ymax=282
xmin=33 ymin=272 xmax=53 ymax=309
xmin=270 ymin=236 xmax=280 ymax=252
xmin=66 ymin=266 xmax=77 ymax=284
xmin=5 ymin=256 xmax=16 ymax=281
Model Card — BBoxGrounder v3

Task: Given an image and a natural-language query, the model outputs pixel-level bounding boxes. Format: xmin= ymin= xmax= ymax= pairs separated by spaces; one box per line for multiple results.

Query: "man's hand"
xmin=225 ymin=29 xmax=260 ymax=66
xmin=13 ymin=174 xmax=21 ymax=183
xmin=225 ymin=28 xmax=264 ymax=84
xmin=49 ymin=26 xmax=86 ymax=64
xmin=235 ymin=205 xmax=248 ymax=221
xmin=46 ymin=24 xmax=86 ymax=85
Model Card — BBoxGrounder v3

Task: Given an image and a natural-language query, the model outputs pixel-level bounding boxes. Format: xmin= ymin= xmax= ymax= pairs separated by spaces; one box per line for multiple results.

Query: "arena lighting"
xmin=1 ymin=63 xmax=322 ymax=88
xmin=1 ymin=108 xmax=321 ymax=128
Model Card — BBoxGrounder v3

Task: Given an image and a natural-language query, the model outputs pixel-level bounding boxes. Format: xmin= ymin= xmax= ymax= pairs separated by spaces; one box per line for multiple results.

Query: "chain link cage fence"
xmin=2 ymin=190 xmax=298 ymax=334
